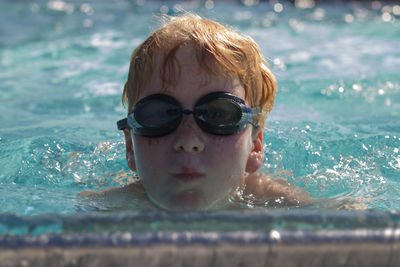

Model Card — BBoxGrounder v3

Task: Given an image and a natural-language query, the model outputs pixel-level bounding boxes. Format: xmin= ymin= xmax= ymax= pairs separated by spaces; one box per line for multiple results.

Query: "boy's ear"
xmin=123 ymin=129 xmax=137 ymax=172
xmin=245 ymin=130 xmax=264 ymax=173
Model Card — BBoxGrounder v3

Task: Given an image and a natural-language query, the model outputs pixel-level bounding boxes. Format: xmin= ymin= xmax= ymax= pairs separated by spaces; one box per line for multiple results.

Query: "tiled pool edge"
xmin=1 ymin=229 xmax=399 ymax=267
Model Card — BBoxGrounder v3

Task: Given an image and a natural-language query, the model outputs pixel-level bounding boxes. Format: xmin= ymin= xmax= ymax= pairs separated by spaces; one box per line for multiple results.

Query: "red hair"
xmin=122 ymin=13 xmax=277 ymax=127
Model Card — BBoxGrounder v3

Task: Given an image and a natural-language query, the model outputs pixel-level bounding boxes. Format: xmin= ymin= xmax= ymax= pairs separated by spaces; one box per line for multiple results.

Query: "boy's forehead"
xmin=143 ymin=71 xmax=244 ymax=98
xmin=174 ymin=44 xmax=199 ymax=68
xmin=153 ymin=44 xmax=203 ymax=74
xmin=141 ymin=45 xmax=246 ymax=99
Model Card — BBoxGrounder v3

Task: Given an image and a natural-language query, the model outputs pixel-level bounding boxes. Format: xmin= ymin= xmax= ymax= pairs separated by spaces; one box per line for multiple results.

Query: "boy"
xmin=81 ymin=13 xmax=312 ymax=211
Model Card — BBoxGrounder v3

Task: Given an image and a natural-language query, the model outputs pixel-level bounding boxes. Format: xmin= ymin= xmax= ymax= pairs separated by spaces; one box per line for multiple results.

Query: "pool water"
xmin=1 ymin=0 xmax=400 ymax=234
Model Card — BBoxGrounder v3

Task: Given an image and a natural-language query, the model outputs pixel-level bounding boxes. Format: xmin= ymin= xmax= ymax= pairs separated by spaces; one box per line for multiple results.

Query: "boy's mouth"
xmin=172 ymin=173 xmax=205 ymax=182
xmin=171 ymin=167 xmax=205 ymax=182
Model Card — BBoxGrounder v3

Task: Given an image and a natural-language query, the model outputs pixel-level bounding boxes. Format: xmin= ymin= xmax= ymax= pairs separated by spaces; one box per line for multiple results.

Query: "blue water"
xmin=1 ymin=0 xmax=400 ymax=234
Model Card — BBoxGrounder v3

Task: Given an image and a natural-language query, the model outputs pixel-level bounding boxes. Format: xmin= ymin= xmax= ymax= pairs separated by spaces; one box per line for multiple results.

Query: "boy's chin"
xmin=148 ymin=190 xmax=222 ymax=211
xmin=171 ymin=190 xmax=205 ymax=211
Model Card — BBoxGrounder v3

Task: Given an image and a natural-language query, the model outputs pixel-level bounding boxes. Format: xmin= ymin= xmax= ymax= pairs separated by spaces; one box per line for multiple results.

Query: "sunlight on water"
xmin=0 ymin=0 xmax=400 ymax=226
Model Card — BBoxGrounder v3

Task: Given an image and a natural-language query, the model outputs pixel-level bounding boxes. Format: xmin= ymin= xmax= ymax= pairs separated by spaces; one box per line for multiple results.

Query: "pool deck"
xmin=1 ymin=229 xmax=400 ymax=267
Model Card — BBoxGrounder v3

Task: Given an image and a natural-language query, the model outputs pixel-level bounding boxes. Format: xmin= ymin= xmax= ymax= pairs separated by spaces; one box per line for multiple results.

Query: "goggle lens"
xmin=135 ymin=99 xmax=180 ymax=127
xmin=196 ymin=98 xmax=242 ymax=127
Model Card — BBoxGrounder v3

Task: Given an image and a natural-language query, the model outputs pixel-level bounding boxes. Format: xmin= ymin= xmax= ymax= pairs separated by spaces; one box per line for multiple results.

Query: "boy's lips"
xmin=171 ymin=167 xmax=205 ymax=182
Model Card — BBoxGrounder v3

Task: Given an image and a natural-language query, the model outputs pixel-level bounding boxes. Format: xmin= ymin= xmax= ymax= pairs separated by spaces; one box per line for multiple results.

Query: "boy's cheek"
xmin=124 ymin=129 xmax=137 ymax=171
xmin=132 ymin=137 xmax=171 ymax=173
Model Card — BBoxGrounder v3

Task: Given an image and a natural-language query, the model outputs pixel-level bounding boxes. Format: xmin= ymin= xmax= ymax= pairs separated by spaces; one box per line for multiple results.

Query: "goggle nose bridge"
xmin=182 ymin=109 xmax=193 ymax=115
xmin=182 ymin=109 xmax=204 ymax=117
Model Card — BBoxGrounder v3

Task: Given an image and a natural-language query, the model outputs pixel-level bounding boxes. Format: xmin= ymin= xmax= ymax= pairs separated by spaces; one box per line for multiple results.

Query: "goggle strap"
xmin=117 ymin=118 xmax=128 ymax=130
xmin=249 ymin=107 xmax=264 ymax=128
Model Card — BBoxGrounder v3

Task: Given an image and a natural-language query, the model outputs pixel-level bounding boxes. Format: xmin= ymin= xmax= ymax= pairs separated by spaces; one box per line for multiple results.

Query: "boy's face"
xmin=124 ymin=44 xmax=263 ymax=211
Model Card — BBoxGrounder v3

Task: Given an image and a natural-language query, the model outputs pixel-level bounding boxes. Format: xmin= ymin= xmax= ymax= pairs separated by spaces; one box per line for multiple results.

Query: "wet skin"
xmin=124 ymin=44 xmax=264 ymax=211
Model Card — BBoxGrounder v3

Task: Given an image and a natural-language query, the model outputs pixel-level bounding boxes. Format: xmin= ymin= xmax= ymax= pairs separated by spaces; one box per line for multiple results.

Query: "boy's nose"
xmin=173 ymin=115 xmax=205 ymax=153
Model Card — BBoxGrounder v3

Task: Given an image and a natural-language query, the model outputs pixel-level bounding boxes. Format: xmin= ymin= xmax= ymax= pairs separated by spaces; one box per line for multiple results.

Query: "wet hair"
xmin=122 ymin=13 xmax=277 ymax=127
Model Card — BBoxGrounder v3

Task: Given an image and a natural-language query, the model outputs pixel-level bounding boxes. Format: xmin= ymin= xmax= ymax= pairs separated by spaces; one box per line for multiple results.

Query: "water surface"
xmin=1 ymin=0 xmax=400 ymax=234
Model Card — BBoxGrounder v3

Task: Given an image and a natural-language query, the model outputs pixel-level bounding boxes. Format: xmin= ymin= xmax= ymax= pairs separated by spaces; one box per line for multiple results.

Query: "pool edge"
xmin=1 ymin=229 xmax=400 ymax=267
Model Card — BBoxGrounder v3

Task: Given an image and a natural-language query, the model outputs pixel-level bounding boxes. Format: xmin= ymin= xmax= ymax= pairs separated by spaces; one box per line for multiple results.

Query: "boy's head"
xmin=122 ymin=13 xmax=277 ymax=128
xmin=120 ymin=13 xmax=277 ymax=211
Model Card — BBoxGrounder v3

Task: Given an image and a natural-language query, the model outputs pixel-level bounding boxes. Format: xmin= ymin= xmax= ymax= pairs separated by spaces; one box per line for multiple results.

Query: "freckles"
xmin=206 ymin=134 xmax=245 ymax=153
xmin=207 ymin=135 xmax=225 ymax=143
xmin=207 ymin=136 xmax=231 ymax=151
xmin=147 ymin=139 xmax=152 ymax=146
xmin=208 ymin=134 xmax=241 ymax=143
xmin=146 ymin=138 xmax=162 ymax=146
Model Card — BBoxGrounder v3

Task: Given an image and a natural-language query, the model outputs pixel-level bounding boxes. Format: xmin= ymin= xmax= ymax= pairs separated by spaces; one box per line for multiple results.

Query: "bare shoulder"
xmin=79 ymin=182 xmax=146 ymax=199
xmin=243 ymin=171 xmax=314 ymax=206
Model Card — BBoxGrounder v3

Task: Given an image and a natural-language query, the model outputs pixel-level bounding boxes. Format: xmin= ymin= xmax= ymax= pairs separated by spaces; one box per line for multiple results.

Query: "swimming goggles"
xmin=117 ymin=92 xmax=261 ymax=137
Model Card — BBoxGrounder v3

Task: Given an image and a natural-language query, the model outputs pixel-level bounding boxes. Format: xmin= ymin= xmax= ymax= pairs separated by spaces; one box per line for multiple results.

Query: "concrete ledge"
xmin=0 ymin=242 xmax=395 ymax=267
xmin=1 ymin=230 xmax=400 ymax=267
xmin=2 ymin=211 xmax=400 ymax=266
